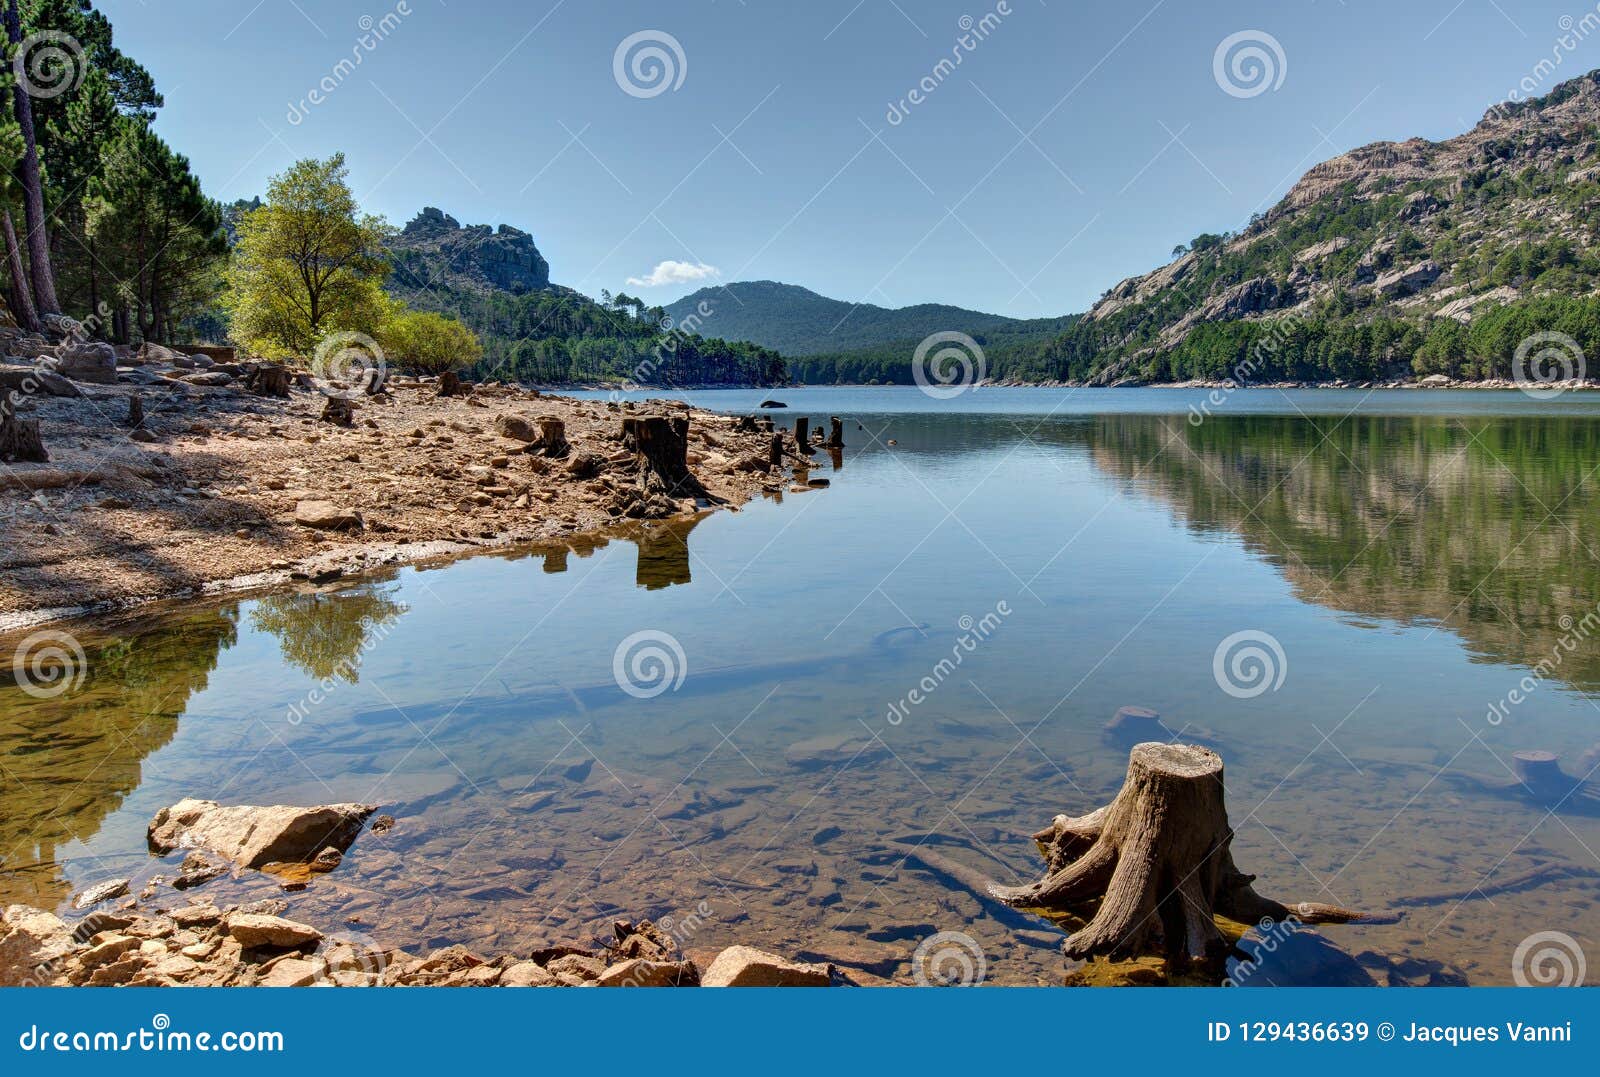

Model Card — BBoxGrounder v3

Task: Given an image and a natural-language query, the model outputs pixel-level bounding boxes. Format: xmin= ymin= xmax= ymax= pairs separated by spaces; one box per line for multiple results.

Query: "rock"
xmin=701 ymin=946 xmax=833 ymax=987
xmin=784 ymin=732 xmax=889 ymax=770
xmin=293 ymin=500 xmax=362 ymax=531
xmin=493 ymin=414 xmax=537 ymax=442
xmin=147 ymin=798 xmax=377 ymax=869
xmin=1418 ymin=373 xmax=1454 ymax=387
xmin=226 ymin=913 xmax=323 ymax=949
xmin=70 ymin=878 xmax=130 ymax=909
xmin=611 ymin=919 xmax=681 ymax=963
xmin=78 ymin=935 xmax=140 ymax=972
xmin=51 ymin=341 xmax=117 ymax=384
xmin=545 ymin=953 xmax=606 ymax=982
xmin=180 ymin=371 xmax=234 ymax=387
xmin=759 ymin=400 xmax=788 ymax=408
xmin=501 ymin=960 xmax=558 ymax=987
xmin=258 ymin=957 xmax=320 ymax=987
xmin=173 ymin=850 xmax=228 ymax=890
xmin=1373 ymin=260 xmax=1441 ymax=298
xmin=0 ymin=905 xmax=75 ymax=986
xmin=596 ymin=958 xmax=700 ymax=987
xmin=564 ymin=450 xmax=604 ymax=479
xmin=0 ymin=365 xmax=82 ymax=397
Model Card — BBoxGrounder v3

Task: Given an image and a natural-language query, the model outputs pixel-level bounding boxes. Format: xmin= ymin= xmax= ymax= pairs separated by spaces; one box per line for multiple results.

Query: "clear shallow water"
xmin=4 ymin=388 xmax=1599 ymax=985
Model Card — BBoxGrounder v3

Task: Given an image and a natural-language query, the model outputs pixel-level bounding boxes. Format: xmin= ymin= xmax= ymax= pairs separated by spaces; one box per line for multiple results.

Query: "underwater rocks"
xmin=146 ymin=798 xmax=377 ymax=870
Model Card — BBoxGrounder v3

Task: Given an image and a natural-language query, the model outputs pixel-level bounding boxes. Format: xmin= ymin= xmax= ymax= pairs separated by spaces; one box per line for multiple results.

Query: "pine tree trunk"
xmin=5 ymin=0 xmax=62 ymax=316
xmin=2 ymin=210 xmax=40 ymax=333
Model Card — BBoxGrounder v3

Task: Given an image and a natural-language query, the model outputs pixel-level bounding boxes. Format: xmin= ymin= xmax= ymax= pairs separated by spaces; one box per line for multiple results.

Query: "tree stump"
xmin=533 ymin=416 xmax=568 ymax=457
xmin=768 ymin=432 xmax=783 ymax=471
xmin=320 ymin=396 xmax=355 ymax=426
xmin=0 ymin=395 xmax=46 ymax=462
xmin=793 ymin=417 xmax=812 ymax=455
xmin=437 ymin=371 xmax=462 ymax=398
xmin=825 ymin=416 xmax=844 ymax=448
xmin=1513 ymin=750 xmax=1575 ymax=801
xmin=126 ymin=393 xmax=144 ymax=429
xmin=246 ymin=364 xmax=291 ymax=398
xmin=992 ymin=743 xmax=1370 ymax=967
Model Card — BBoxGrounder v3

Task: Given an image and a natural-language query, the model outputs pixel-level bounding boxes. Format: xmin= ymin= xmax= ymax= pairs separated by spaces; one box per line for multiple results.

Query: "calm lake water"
xmin=5 ymin=387 xmax=1600 ymax=985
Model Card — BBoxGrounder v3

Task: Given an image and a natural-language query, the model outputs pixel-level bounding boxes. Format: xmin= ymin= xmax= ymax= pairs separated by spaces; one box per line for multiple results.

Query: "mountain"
xmin=1023 ymin=69 xmax=1600 ymax=385
xmin=387 ymin=207 xmax=550 ymax=293
xmin=385 ymin=210 xmax=783 ymax=387
xmin=665 ymin=281 xmax=1069 ymax=356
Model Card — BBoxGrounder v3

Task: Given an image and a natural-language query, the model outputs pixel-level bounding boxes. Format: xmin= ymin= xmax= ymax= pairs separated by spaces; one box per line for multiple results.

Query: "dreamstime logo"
xmin=286 ymin=2 xmax=412 ymax=125
xmin=613 ymin=30 xmax=687 ymax=99
xmin=1212 ymin=30 xmax=1287 ymax=99
xmin=913 ymin=331 xmax=986 ymax=399
xmin=912 ymin=930 xmax=987 ymax=986
xmin=310 ymin=331 xmax=386 ymax=399
xmin=1512 ymin=331 xmax=1586 ymax=399
xmin=1512 ymin=930 xmax=1587 ymax=987
xmin=11 ymin=629 xmax=88 ymax=699
xmin=885 ymin=2 xmax=1013 ymax=125
xmin=12 ymin=30 xmax=85 ymax=99
xmin=612 ymin=629 xmax=688 ymax=699
xmin=1211 ymin=629 xmax=1287 ymax=699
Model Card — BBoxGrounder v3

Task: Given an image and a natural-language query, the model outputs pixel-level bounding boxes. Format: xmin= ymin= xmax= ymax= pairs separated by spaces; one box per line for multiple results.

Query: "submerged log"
xmin=992 ymin=743 xmax=1373 ymax=966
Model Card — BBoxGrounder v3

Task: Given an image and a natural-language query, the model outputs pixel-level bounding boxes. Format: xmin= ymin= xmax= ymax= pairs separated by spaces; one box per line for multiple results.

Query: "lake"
xmin=4 ymin=387 xmax=1599 ymax=985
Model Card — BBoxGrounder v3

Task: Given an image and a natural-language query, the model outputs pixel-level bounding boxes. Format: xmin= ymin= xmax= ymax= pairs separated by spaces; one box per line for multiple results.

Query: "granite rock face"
xmin=389 ymin=207 xmax=551 ymax=293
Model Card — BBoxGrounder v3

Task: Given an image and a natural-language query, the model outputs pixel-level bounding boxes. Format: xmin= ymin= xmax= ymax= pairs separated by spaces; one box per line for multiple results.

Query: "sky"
xmin=101 ymin=0 xmax=1600 ymax=318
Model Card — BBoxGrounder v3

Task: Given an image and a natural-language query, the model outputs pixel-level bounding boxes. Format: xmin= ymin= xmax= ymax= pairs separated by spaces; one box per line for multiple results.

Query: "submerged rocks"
xmin=785 ymin=732 xmax=890 ymax=771
xmin=701 ymin=945 xmax=834 ymax=987
xmin=147 ymin=798 xmax=376 ymax=870
xmin=70 ymin=878 xmax=130 ymax=910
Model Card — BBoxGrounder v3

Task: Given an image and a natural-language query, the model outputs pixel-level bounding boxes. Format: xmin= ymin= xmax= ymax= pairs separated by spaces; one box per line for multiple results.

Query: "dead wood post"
xmin=0 ymin=390 xmax=46 ymax=462
xmin=992 ymin=742 xmax=1372 ymax=967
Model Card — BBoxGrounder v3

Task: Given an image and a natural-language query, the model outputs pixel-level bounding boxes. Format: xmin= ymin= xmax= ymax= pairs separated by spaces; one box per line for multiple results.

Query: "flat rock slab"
xmin=147 ymin=798 xmax=377 ymax=869
xmin=226 ymin=913 xmax=322 ymax=949
xmin=294 ymin=499 xmax=362 ymax=531
xmin=701 ymin=945 xmax=833 ymax=987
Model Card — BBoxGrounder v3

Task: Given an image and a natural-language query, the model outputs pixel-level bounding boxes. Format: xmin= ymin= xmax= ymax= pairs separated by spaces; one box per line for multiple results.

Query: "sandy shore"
xmin=0 ymin=368 xmax=799 ymax=634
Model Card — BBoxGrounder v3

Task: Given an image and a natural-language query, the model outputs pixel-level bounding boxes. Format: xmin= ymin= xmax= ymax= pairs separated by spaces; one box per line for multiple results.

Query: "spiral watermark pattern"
xmin=1512 ymin=930 xmax=1587 ymax=987
xmin=1212 ymin=30 xmax=1287 ymax=99
xmin=11 ymin=629 xmax=88 ymax=700
xmin=613 ymin=30 xmax=687 ymax=99
xmin=613 ymin=629 xmax=688 ymax=699
xmin=912 ymin=331 xmax=986 ymax=399
xmin=911 ymin=930 xmax=987 ymax=986
xmin=13 ymin=30 xmax=86 ymax=100
xmin=1211 ymin=629 xmax=1288 ymax=699
xmin=1512 ymin=331 xmax=1586 ymax=399
xmin=310 ymin=331 xmax=386 ymax=399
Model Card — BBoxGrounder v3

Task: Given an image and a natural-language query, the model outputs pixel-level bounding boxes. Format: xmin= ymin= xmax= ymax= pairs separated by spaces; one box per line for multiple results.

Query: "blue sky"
xmin=104 ymin=0 xmax=1596 ymax=317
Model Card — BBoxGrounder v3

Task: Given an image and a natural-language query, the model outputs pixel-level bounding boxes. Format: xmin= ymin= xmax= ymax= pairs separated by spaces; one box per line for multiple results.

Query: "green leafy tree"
xmin=377 ymin=307 xmax=481 ymax=374
xmin=224 ymin=153 xmax=390 ymax=359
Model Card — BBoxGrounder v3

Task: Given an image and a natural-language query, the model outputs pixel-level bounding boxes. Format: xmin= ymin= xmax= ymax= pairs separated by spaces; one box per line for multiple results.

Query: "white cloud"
xmin=626 ymin=260 xmax=721 ymax=288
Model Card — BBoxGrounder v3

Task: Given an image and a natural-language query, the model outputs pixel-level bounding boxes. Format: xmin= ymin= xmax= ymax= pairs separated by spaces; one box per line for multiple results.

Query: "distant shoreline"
xmin=553 ymin=379 xmax=1593 ymax=393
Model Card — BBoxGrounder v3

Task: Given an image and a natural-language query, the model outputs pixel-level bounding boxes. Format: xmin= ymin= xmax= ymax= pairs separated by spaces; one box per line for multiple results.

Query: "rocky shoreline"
xmin=0 ymin=796 xmax=849 ymax=988
xmin=0 ymin=342 xmax=818 ymax=634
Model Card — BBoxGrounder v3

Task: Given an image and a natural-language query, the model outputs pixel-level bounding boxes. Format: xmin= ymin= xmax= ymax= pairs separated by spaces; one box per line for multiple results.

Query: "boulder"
xmin=294 ymin=500 xmax=362 ymax=531
xmin=0 ymin=905 xmax=75 ymax=986
xmin=258 ymin=957 xmax=320 ymax=986
xmin=596 ymin=958 xmax=700 ymax=987
xmin=0 ymin=365 xmax=82 ymax=398
xmin=701 ymin=945 xmax=833 ymax=987
xmin=226 ymin=913 xmax=322 ymax=949
xmin=147 ymin=798 xmax=376 ymax=869
xmin=52 ymin=341 xmax=117 ymax=384
xmin=501 ymin=960 xmax=558 ymax=987
xmin=493 ymin=414 xmax=537 ymax=442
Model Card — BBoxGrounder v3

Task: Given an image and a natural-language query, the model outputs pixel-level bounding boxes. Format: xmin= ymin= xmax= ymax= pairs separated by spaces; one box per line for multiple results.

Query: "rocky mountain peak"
xmin=389 ymin=208 xmax=550 ymax=293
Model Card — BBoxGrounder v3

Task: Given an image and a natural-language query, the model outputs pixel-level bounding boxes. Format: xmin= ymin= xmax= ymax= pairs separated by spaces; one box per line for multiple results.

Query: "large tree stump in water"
xmin=992 ymin=743 xmax=1370 ymax=966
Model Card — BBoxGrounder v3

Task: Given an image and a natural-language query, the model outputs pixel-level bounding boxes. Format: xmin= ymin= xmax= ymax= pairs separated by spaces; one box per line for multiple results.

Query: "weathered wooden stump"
xmin=0 ymin=395 xmax=46 ymax=462
xmin=320 ymin=396 xmax=355 ymax=426
xmin=126 ymin=393 xmax=144 ymax=429
xmin=992 ymin=743 xmax=1370 ymax=966
xmin=246 ymin=363 xmax=291 ymax=398
xmin=793 ymin=416 xmax=812 ymax=454
xmin=437 ymin=371 xmax=462 ymax=398
xmin=533 ymin=416 xmax=568 ymax=457
xmin=1514 ymin=749 xmax=1577 ymax=801
xmin=768 ymin=432 xmax=783 ymax=471
xmin=825 ymin=416 xmax=844 ymax=448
